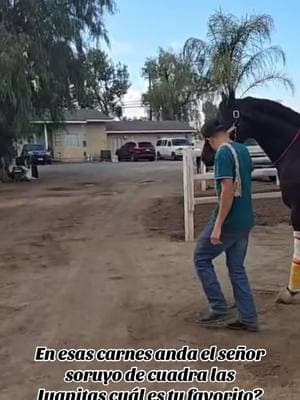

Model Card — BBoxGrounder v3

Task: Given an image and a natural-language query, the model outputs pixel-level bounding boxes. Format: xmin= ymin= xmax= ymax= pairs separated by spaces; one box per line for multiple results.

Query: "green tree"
xmin=184 ymin=11 xmax=294 ymax=100
xmin=0 ymin=0 xmax=115 ymax=179
xmin=81 ymin=49 xmax=130 ymax=118
xmin=142 ymin=48 xmax=209 ymax=121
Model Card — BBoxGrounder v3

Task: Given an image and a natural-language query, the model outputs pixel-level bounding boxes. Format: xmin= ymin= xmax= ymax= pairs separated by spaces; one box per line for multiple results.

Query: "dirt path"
xmin=0 ymin=163 xmax=299 ymax=399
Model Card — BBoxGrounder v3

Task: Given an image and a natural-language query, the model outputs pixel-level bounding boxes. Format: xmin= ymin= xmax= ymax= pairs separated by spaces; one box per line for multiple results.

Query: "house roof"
xmin=32 ymin=109 xmax=111 ymax=124
xmin=106 ymin=120 xmax=196 ymax=134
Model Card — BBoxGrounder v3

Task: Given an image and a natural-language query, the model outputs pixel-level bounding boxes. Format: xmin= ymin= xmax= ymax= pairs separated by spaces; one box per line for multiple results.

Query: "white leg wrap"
xmin=294 ymin=231 xmax=300 ymax=261
xmin=288 ymin=231 xmax=300 ymax=292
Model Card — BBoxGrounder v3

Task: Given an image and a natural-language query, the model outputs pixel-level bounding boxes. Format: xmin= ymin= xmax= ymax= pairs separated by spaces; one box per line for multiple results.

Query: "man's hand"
xmin=211 ymin=223 xmax=222 ymax=245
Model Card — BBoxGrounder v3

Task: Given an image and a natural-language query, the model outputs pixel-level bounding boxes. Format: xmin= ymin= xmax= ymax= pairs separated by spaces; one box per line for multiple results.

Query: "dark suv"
xmin=21 ymin=144 xmax=52 ymax=164
xmin=116 ymin=142 xmax=155 ymax=161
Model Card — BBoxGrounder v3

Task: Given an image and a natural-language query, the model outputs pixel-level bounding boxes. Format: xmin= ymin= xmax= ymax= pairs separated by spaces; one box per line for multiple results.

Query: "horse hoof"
xmin=276 ymin=288 xmax=295 ymax=304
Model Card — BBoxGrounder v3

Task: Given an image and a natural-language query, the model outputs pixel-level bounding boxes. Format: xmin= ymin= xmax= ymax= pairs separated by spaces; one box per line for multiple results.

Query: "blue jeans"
xmin=194 ymin=221 xmax=257 ymax=326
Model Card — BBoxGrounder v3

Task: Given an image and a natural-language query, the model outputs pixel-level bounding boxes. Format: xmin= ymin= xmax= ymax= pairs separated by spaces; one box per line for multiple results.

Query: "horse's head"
xmin=201 ymin=92 xmax=247 ymax=166
xmin=217 ymin=93 xmax=254 ymax=143
xmin=217 ymin=92 xmax=236 ymax=131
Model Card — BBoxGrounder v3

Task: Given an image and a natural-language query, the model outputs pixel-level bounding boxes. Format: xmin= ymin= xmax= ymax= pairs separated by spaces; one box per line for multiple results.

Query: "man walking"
xmin=194 ymin=120 xmax=258 ymax=331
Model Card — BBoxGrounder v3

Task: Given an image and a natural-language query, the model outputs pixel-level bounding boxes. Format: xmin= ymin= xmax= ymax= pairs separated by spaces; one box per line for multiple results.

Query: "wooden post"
xmin=44 ymin=123 xmax=48 ymax=150
xmin=183 ymin=148 xmax=194 ymax=242
xmin=276 ymin=171 xmax=280 ymax=187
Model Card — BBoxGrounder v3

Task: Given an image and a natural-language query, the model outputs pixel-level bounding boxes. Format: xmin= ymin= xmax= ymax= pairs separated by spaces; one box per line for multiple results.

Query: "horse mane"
xmin=237 ymin=97 xmax=300 ymax=127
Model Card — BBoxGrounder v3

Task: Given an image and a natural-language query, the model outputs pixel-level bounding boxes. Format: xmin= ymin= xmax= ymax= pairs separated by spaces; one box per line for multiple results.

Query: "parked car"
xmin=156 ymin=137 xmax=193 ymax=160
xmin=245 ymin=139 xmax=272 ymax=168
xmin=116 ymin=141 xmax=156 ymax=161
xmin=21 ymin=144 xmax=52 ymax=164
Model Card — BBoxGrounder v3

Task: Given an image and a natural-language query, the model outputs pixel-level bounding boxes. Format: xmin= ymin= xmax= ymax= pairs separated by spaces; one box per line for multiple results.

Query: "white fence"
xmin=183 ymin=148 xmax=281 ymax=242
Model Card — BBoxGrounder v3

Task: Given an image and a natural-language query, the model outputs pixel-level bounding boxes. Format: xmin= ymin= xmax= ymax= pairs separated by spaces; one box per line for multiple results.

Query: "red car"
xmin=116 ymin=142 xmax=156 ymax=162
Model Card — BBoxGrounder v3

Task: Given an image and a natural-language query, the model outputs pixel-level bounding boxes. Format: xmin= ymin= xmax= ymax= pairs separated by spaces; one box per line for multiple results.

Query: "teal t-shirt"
xmin=211 ymin=142 xmax=255 ymax=231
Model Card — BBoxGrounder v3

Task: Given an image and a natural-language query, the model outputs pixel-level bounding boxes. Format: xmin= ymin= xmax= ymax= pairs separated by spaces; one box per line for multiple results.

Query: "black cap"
xmin=201 ymin=119 xmax=225 ymax=138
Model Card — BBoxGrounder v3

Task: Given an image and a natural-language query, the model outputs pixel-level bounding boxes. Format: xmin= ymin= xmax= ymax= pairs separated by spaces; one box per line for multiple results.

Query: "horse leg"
xmin=276 ymin=204 xmax=300 ymax=304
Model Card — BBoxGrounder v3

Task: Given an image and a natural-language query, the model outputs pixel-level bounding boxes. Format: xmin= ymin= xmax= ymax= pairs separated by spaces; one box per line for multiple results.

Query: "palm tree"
xmin=183 ymin=11 xmax=294 ymax=99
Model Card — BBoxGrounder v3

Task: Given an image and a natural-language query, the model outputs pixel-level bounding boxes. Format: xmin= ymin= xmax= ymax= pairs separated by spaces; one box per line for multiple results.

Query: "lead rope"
xmin=217 ymin=143 xmax=242 ymax=198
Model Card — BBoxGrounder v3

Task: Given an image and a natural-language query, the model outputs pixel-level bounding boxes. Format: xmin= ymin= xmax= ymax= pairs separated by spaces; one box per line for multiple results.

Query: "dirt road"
xmin=0 ymin=162 xmax=299 ymax=399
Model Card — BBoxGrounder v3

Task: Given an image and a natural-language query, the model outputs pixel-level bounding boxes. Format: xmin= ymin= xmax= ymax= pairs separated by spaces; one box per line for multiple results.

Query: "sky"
xmin=103 ymin=0 xmax=300 ymax=118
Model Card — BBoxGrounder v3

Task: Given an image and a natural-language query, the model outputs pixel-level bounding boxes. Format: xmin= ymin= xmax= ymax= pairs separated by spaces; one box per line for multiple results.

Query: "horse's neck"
xmin=253 ymin=132 xmax=289 ymax=163
xmin=244 ymin=118 xmax=296 ymax=164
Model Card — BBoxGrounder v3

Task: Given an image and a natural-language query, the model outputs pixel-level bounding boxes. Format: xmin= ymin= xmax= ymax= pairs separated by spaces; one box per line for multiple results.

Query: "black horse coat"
xmin=201 ymin=96 xmax=300 ymax=230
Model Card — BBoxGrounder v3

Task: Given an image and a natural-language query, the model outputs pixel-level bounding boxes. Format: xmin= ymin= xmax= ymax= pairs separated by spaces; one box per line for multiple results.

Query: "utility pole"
xmin=148 ymin=74 xmax=153 ymax=121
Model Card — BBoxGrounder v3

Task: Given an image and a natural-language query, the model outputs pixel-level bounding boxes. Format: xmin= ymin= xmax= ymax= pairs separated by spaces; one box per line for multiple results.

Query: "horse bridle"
xmin=227 ymin=110 xmax=240 ymax=141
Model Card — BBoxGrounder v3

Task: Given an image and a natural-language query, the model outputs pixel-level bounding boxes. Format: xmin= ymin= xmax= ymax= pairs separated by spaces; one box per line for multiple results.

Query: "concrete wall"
xmin=53 ymin=123 xmax=107 ymax=161
xmin=107 ymin=132 xmax=193 ymax=156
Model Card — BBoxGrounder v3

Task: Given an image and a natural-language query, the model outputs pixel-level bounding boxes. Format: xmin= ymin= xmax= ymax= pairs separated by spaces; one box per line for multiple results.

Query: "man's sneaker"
xmin=226 ymin=320 xmax=259 ymax=332
xmin=199 ymin=312 xmax=230 ymax=325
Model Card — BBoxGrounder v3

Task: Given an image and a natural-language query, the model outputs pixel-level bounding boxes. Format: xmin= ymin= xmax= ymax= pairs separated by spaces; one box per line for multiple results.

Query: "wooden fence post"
xmin=276 ymin=171 xmax=280 ymax=187
xmin=183 ymin=148 xmax=194 ymax=242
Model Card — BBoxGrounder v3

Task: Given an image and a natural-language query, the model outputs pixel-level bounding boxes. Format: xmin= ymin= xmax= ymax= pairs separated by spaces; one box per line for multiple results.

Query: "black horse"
xmin=201 ymin=95 xmax=300 ymax=304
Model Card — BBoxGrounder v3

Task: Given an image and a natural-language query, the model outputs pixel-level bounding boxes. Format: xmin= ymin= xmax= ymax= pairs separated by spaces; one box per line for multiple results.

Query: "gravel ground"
xmin=0 ymin=161 xmax=299 ymax=400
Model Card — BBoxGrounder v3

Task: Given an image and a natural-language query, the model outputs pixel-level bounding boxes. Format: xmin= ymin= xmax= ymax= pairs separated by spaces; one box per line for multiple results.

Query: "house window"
xmin=65 ymin=134 xmax=80 ymax=147
xmin=82 ymin=140 xmax=87 ymax=148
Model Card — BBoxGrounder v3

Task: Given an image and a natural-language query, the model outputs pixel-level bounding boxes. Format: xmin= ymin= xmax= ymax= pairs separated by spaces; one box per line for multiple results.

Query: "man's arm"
xmin=216 ymin=179 xmax=235 ymax=226
xmin=211 ymin=179 xmax=235 ymax=245
xmin=211 ymin=147 xmax=235 ymax=245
